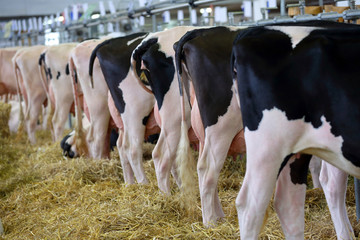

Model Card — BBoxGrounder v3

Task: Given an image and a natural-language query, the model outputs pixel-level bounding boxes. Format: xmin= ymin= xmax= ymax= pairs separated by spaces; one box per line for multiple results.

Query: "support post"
xmin=355 ymin=177 xmax=360 ymax=221
xmin=152 ymin=14 xmax=156 ymax=32
xmin=281 ymin=0 xmax=286 ymax=16
xmin=299 ymin=0 xmax=305 ymax=15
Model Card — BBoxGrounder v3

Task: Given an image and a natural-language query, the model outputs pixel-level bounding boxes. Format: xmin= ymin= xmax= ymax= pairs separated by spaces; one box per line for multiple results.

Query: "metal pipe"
xmin=281 ymin=0 xmax=286 ymax=16
xmin=343 ymin=9 xmax=360 ymax=18
xmin=317 ymin=12 xmax=343 ymax=20
xmin=67 ymin=24 xmax=85 ymax=30
xmin=189 ymin=5 xmax=193 ymax=25
xmin=152 ymin=14 xmax=157 ymax=32
xmin=133 ymin=0 xmax=223 ymax=17
xmin=151 ymin=3 xmax=189 ymax=14
xmin=86 ymin=20 xmax=101 ymax=27
xmin=194 ymin=0 xmax=224 ymax=5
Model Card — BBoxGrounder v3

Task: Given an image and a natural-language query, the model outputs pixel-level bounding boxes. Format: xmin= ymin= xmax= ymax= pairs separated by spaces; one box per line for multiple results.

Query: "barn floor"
xmin=0 ymin=111 xmax=359 ymax=239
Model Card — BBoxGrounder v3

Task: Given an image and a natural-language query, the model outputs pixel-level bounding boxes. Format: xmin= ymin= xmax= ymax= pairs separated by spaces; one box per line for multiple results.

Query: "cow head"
xmin=60 ymin=131 xmax=79 ymax=158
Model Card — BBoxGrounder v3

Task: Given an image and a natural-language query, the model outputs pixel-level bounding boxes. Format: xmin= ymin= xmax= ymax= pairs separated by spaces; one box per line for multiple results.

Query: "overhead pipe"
xmin=131 ymin=0 xmax=225 ymax=17
xmin=242 ymin=8 xmax=360 ymax=26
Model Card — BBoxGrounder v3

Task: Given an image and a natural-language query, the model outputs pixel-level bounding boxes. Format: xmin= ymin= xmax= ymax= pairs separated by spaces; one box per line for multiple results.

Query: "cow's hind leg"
xmin=152 ymin=131 xmax=172 ymax=194
xmin=236 ymin=133 xmax=285 ymax=239
xmin=27 ymin=96 xmax=44 ymax=144
xmin=198 ymin=129 xmax=235 ymax=226
xmin=124 ymin=123 xmax=148 ymax=184
xmin=152 ymin=124 xmax=183 ymax=194
xmin=274 ymin=154 xmax=311 ymax=240
xmin=320 ymin=161 xmax=354 ymax=239
xmin=52 ymin=103 xmax=70 ymax=141
xmin=89 ymin=113 xmax=110 ymax=159
xmin=117 ymin=129 xmax=135 ymax=184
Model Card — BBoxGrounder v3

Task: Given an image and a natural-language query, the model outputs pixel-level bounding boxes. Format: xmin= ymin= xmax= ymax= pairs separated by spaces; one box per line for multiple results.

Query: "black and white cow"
xmin=231 ymin=23 xmax=360 ymax=239
xmin=174 ymin=26 xmax=246 ymax=226
xmin=38 ymin=43 xmax=77 ymax=141
xmin=176 ymin=22 xmax=358 ymax=238
xmin=92 ymin=27 xmax=200 ymax=193
xmin=89 ymin=32 xmax=161 ymax=185
xmin=130 ymin=26 xmax=200 ymax=193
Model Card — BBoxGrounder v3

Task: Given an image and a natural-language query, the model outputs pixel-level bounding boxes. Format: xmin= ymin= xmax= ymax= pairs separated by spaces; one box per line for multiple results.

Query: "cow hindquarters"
xmin=319 ymin=162 xmax=354 ymax=239
xmin=274 ymin=154 xmax=311 ymax=240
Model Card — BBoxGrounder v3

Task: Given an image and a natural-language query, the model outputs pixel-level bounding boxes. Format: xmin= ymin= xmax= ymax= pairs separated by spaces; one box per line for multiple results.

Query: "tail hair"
xmin=69 ymin=56 xmax=88 ymax=157
xmin=175 ymin=117 xmax=197 ymax=217
xmin=13 ymin=59 xmax=25 ymax=139
xmin=88 ymin=38 xmax=112 ymax=88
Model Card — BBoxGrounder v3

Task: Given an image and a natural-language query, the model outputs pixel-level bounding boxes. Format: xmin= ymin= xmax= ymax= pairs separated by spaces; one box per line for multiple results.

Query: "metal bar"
xmin=86 ymin=20 xmax=101 ymax=27
xmin=151 ymin=3 xmax=189 ymax=14
xmin=195 ymin=0 xmax=225 ymax=5
xmin=355 ymin=177 xmax=360 ymax=221
xmin=135 ymin=0 xmax=223 ymax=16
xmin=67 ymin=24 xmax=85 ymax=30
xmin=281 ymin=0 xmax=286 ymax=16
xmin=343 ymin=9 xmax=360 ymax=19
xmin=152 ymin=14 xmax=157 ymax=33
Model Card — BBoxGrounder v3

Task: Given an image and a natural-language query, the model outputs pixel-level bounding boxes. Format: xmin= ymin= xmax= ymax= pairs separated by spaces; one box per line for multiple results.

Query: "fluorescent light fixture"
xmin=58 ymin=16 xmax=64 ymax=22
xmin=200 ymin=8 xmax=212 ymax=14
xmin=91 ymin=13 xmax=100 ymax=19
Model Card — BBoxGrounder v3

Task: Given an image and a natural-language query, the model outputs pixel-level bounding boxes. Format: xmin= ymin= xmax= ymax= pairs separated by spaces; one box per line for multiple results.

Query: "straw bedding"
xmin=0 ymin=102 xmax=359 ymax=239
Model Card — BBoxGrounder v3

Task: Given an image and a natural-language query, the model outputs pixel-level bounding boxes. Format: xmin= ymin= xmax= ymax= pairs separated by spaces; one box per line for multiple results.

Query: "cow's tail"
xmin=38 ymin=52 xmax=49 ymax=93
xmin=12 ymin=57 xmax=25 ymax=139
xmin=174 ymin=35 xmax=197 ymax=215
xmin=230 ymin=44 xmax=241 ymax=109
xmin=38 ymin=51 xmax=55 ymax=139
xmin=89 ymin=38 xmax=112 ymax=88
xmin=69 ymin=55 xmax=88 ymax=156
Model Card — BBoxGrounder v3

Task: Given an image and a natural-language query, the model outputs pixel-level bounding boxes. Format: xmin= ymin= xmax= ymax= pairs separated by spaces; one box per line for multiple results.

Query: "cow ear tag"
xmin=140 ymin=71 xmax=149 ymax=84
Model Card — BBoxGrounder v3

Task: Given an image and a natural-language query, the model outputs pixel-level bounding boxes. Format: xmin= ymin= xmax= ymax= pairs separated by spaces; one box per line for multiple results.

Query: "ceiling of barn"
xmin=0 ymin=0 xmax=245 ymax=18
xmin=1 ymin=0 xmax=136 ymax=18
xmin=0 ymin=0 xmax=280 ymax=20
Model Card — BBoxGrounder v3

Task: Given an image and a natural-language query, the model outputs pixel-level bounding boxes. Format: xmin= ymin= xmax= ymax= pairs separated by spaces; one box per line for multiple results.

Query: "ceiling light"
xmin=91 ymin=14 xmax=100 ymax=19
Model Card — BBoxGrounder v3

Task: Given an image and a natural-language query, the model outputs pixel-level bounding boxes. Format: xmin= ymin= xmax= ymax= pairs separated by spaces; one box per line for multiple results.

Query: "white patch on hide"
xmin=246 ymin=107 xmax=360 ymax=178
xmin=265 ymin=26 xmax=321 ymax=49
xmin=127 ymin=35 xmax=146 ymax=46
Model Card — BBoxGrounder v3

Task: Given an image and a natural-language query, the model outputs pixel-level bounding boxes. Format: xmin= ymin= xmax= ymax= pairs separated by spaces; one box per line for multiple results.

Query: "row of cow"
xmin=0 ymin=20 xmax=359 ymax=239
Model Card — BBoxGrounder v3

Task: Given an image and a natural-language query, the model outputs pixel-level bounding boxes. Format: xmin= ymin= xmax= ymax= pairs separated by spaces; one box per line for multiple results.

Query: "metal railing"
xmin=1 ymin=0 xmax=360 ymax=48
